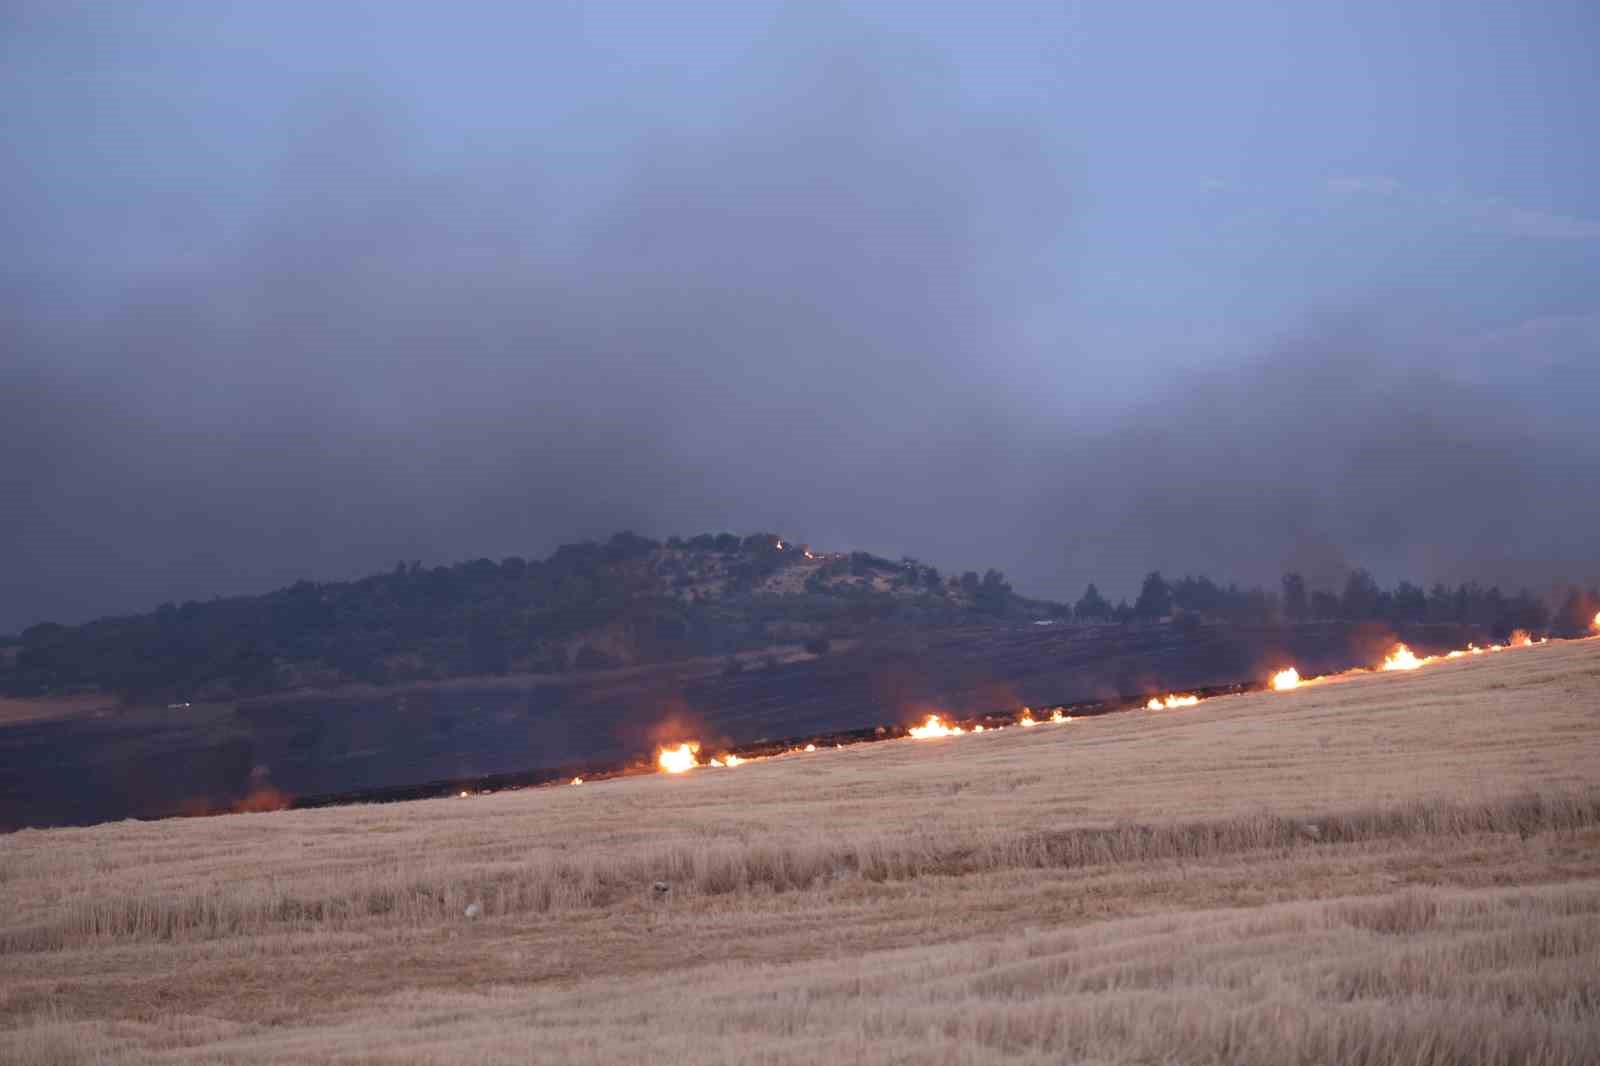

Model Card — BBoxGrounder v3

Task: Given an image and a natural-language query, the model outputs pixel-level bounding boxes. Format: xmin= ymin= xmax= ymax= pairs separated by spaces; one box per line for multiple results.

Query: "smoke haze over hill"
xmin=4 ymin=1 xmax=1598 ymax=633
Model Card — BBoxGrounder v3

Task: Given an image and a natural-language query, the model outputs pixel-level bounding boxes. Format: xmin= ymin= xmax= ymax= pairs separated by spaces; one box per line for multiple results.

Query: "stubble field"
xmin=3 ymin=637 xmax=1598 ymax=1064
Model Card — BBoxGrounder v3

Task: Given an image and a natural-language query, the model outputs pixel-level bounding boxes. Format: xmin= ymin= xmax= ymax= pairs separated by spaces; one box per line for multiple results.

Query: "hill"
xmin=2 ymin=634 xmax=1596 ymax=1064
xmin=1 ymin=532 xmax=1044 ymax=703
xmin=5 ymin=530 xmax=1586 ymax=708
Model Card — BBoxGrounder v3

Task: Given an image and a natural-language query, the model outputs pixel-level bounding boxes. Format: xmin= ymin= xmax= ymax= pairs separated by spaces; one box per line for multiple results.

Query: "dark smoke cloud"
xmin=3 ymin=5 xmax=1596 ymax=634
xmin=1019 ymin=315 xmax=1600 ymax=601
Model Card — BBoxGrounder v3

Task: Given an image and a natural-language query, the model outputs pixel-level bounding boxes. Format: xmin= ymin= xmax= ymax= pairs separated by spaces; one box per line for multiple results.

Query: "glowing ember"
xmin=1380 ymin=644 xmax=1427 ymax=671
xmin=1271 ymin=667 xmax=1301 ymax=691
xmin=908 ymin=714 xmax=964 ymax=739
xmin=1146 ymin=694 xmax=1201 ymax=710
xmin=657 ymin=742 xmax=699 ymax=774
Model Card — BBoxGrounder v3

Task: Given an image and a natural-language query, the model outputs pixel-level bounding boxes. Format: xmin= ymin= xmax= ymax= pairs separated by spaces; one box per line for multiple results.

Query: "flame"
xmin=1509 ymin=630 xmax=1532 ymax=647
xmin=1592 ymin=611 xmax=1600 ymax=633
xmin=657 ymin=742 xmax=700 ymax=774
xmin=1050 ymin=709 xmax=1071 ymax=723
xmin=1018 ymin=709 xmax=1038 ymax=727
xmin=1380 ymin=644 xmax=1427 ymax=671
xmin=908 ymin=714 xmax=964 ymax=739
xmin=803 ymin=743 xmax=816 ymax=752
xmin=458 ymin=791 xmax=469 ymax=798
xmin=1271 ymin=667 xmax=1301 ymax=691
xmin=1146 ymin=694 xmax=1201 ymax=710
xmin=972 ymin=724 xmax=985 ymax=733
xmin=571 ymin=777 xmax=583 ymax=786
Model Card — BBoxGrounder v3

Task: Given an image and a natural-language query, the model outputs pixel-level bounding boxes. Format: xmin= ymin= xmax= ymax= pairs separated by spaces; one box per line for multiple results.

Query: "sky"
xmin=3 ymin=0 xmax=1598 ymax=632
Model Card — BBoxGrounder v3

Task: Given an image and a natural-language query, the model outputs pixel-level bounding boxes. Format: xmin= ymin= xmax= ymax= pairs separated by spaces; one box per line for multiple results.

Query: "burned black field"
xmin=1 ymin=619 xmax=1487 ymax=829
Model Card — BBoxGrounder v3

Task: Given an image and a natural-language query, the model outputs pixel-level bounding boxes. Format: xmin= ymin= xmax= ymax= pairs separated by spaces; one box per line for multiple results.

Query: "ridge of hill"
xmin=0 ymin=532 xmax=1041 ymax=703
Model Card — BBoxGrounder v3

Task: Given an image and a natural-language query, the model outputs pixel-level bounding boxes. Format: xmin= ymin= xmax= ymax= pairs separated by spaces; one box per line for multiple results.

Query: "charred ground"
xmin=2 ymin=532 xmax=1595 ymax=830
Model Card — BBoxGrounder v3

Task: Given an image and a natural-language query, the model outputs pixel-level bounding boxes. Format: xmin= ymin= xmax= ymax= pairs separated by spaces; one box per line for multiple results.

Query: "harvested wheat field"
xmin=3 ymin=638 xmax=1599 ymax=1065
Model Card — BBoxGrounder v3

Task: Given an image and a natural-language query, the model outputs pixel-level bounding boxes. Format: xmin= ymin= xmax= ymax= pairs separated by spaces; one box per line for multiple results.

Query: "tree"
xmin=1341 ymin=569 xmax=1381 ymax=620
xmin=1133 ymin=571 xmax=1172 ymax=621
xmin=1075 ymin=583 xmax=1111 ymax=621
xmin=1553 ymin=585 xmax=1598 ymax=637
xmin=1310 ymin=589 xmax=1341 ymax=619
xmin=976 ymin=569 xmax=1013 ymax=615
xmin=1390 ymin=580 xmax=1426 ymax=623
xmin=1281 ymin=573 xmax=1308 ymax=621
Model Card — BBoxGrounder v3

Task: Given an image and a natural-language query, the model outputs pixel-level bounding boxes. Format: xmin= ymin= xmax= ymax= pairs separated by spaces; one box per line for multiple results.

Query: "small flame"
xmin=972 ymin=724 xmax=985 ymax=733
xmin=1146 ymin=694 xmax=1201 ymax=710
xmin=1050 ymin=709 xmax=1070 ymax=723
xmin=1509 ymin=630 xmax=1532 ymax=647
xmin=1592 ymin=611 xmax=1600 ymax=634
xmin=657 ymin=742 xmax=699 ymax=774
xmin=458 ymin=791 xmax=470 ymax=798
xmin=1018 ymin=710 xmax=1038 ymax=727
xmin=803 ymin=743 xmax=816 ymax=753
xmin=1271 ymin=667 xmax=1301 ymax=691
xmin=571 ymin=777 xmax=583 ymax=786
xmin=908 ymin=714 xmax=964 ymax=739
xmin=1380 ymin=644 xmax=1427 ymax=671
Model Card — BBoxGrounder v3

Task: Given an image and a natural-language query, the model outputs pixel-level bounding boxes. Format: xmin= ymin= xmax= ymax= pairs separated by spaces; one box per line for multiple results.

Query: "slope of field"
xmin=0 ymin=619 xmax=1485 ymax=829
xmin=2 ymin=639 xmax=1598 ymax=1064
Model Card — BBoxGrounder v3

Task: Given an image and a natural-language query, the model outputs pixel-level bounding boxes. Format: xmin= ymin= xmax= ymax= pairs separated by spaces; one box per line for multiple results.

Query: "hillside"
xmin=5 ymin=529 xmax=1583 ymax=709
xmin=1 ymin=533 xmax=1040 ymax=703
xmin=3 ymin=635 xmax=1596 ymax=1065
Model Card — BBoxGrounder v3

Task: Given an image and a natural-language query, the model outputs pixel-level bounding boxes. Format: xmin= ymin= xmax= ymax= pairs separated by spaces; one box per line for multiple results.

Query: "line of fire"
xmin=292 ymin=614 xmax=1600 ymax=810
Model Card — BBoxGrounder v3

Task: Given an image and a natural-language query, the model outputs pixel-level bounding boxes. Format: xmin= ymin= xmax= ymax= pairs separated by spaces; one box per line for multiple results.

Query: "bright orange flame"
xmin=1380 ymin=643 xmax=1430 ymax=671
xmin=657 ymin=742 xmax=699 ymax=773
xmin=1018 ymin=710 xmax=1038 ymax=727
xmin=1509 ymin=630 xmax=1532 ymax=647
xmin=571 ymin=777 xmax=583 ymax=786
xmin=803 ymin=743 xmax=816 ymax=752
xmin=1146 ymin=694 xmax=1201 ymax=710
xmin=908 ymin=714 xmax=964 ymax=739
xmin=1050 ymin=709 xmax=1071 ymax=723
xmin=1592 ymin=611 xmax=1600 ymax=633
xmin=1271 ymin=667 xmax=1301 ymax=691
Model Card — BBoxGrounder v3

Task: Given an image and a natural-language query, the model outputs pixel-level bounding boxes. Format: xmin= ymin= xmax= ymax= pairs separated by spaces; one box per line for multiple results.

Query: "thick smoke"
xmin=2 ymin=4 xmax=1596 ymax=634
xmin=1018 ymin=315 xmax=1600 ymax=601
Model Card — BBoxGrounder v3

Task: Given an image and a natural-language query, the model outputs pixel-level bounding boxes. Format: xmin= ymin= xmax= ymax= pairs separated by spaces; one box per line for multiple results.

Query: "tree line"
xmin=1 ymin=529 xmax=1594 ymax=703
xmin=1067 ymin=568 xmax=1596 ymax=638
